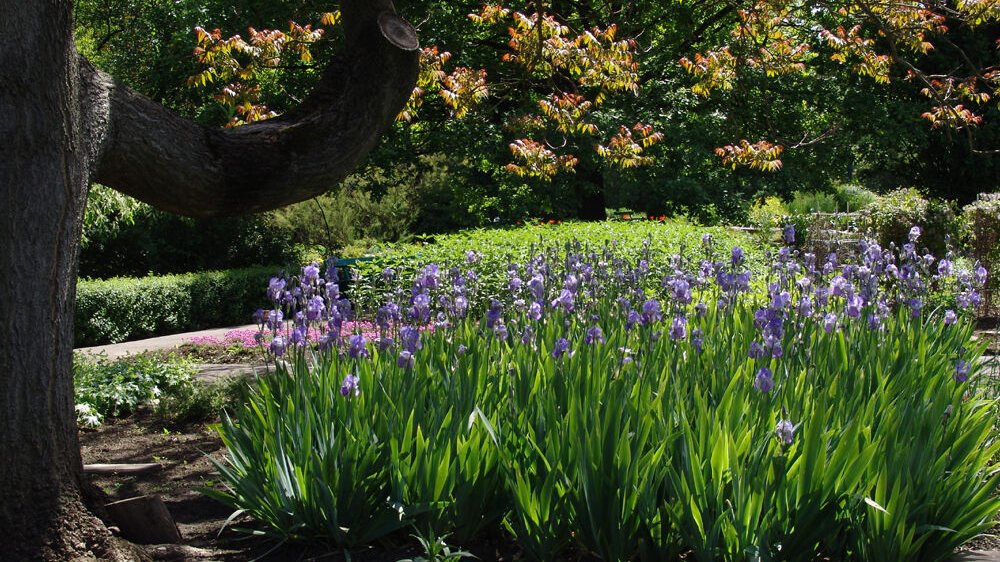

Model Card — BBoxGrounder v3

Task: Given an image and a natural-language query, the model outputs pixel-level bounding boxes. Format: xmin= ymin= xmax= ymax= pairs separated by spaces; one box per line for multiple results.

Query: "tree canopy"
xmin=75 ymin=0 xmax=1000 ymax=222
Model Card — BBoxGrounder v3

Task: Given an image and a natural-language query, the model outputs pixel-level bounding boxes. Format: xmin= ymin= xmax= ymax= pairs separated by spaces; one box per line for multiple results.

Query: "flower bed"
xmin=207 ymin=227 xmax=999 ymax=561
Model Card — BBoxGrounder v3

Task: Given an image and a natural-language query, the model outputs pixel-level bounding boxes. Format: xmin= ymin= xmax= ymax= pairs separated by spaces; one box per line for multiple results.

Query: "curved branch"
xmin=85 ymin=0 xmax=419 ymax=218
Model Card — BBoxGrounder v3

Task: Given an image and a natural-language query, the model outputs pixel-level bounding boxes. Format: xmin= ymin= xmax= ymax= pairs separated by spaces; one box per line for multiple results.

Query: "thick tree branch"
xmin=86 ymin=0 xmax=419 ymax=218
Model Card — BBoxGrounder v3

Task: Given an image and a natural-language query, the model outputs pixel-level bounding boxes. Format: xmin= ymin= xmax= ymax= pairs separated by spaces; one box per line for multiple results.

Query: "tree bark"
xmin=89 ymin=1 xmax=418 ymax=218
xmin=0 ymin=0 xmax=418 ymax=558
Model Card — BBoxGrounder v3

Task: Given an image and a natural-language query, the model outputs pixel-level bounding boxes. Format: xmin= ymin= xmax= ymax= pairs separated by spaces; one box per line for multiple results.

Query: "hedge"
xmin=75 ymin=266 xmax=279 ymax=347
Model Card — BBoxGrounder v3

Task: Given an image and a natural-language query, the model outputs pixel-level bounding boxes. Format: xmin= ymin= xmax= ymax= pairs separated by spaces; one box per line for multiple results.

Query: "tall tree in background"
xmin=0 ymin=1 xmax=418 ymax=559
xmin=678 ymin=1 xmax=1000 ymax=184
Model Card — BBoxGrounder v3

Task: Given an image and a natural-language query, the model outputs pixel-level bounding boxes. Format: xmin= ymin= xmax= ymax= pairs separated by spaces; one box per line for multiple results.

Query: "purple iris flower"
xmin=641 ymin=299 xmax=662 ymax=325
xmin=340 ymin=373 xmax=360 ymax=397
xmin=267 ymin=308 xmax=284 ymax=331
xmin=695 ymin=302 xmax=708 ymax=317
xmin=783 ymin=224 xmax=795 ymax=245
xmin=528 ymin=275 xmax=545 ymax=302
xmin=754 ymin=309 xmax=768 ymax=330
xmin=465 ymin=250 xmax=480 ymax=263
xmin=397 ymin=350 xmax=414 ymax=369
xmin=289 ymin=327 xmax=307 ymax=346
xmin=348 ymin=334 xmax=369 ymax=359
xmin=823 ymin=312 xmax=838 ymax=334
xmin=400 ymin=326 xmax=422 ymax=353
xmin=551 ymin=289 xmax=575 ymax=313
xmin=585 ymin=325 xmax=605 ymax=345
xmin=509 ymin=277 xmax=523 ymax=293
xmin=937 ymin=259 xmax=953 ymax=277
xmin=306 ymin=295 xmax=325 ymax=322
xmin=419 ymin=264 xmax=441 ymax=289
xmin=754 ymin=367 xmax=774 ymax=393
xmin=326 ymin=282 xmax=341 ymax=301
xmin=846 ymin=295 xmax=864 ymax=319
xmin=768 ymin=338 xmax=784 ymax=358
xmin=626 ymin=310 xmax=641 ymax=331
xmin=830 ymin=276 xmax=849 ymax=297
xmin=521 ymin=325 xmax=535 ymax=346
xmin=954 ymin=359 xmax=970 ymax=383
xmin=669 ymin=315 xmax=687 ymax=341
xmin=867 ymin=313 xmax=883 ymax=331
xmin=944 ymin=309 xmax=957 ymax=325
xmin=776 ymin=419 xmax=795 ymax=445
xmin=528 ymin=301 xmax=543 ymax=321
xmin=909 ymin=225 xmax=921 ymax=242
xmin=336 ymin=298 xmax=353 ymax=321
xmin=735 ymin=272 xmax=751 ymax=292
xmin=692 ymin=329 xmax=704 ymax=352
xmin=268 ymin=277 xmax=286 ymax=301
xmin=797 ymin=296 xmax=813 ymax=317
xmin=974 ymin=264 xmax=988 ymax=286
xmin=552 ymin=338 xmax=572 ymax=359
xmin=671 ymin=279 xmax=692 ymax=304
xmin=302 ymin=263 xmax=320 ymax=282
xmin=731 ymin=246 xmax=745 ymax=267
xmin=486 ymin=299 xmax=504 ymax=328
xmin=748 ymin=341 xmax=766 ymax=359
xmin=449 ymin=295 xmax=467 ymax=318
xmin=564 ymin=274 xmax=579 ymax=293
xmin=269 ymin=335 xmax=286 ymax=356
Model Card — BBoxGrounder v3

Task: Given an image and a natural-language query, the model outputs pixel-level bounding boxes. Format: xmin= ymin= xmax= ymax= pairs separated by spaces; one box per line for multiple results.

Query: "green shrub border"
xmin=75 ymin=266 xmax=277 ymax=347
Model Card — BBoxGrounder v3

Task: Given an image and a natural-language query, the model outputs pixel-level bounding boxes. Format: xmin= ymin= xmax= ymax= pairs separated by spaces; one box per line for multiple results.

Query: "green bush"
xmin=832 ymin=184 xmax=878 ymax=212
xmin=74 ymin=354 xmax=198 ymax=427
xmin=80 ymin=187 xmax=297 ymax=278
xmin=860 ymin=188 xmax=960 ymax=256
xmin=963 ymin=193 xmax=1000 ymax=314
xmin=75 ymin=267 xmax=275 ymax=346
xmin=787 ymin=191 xmax=838 ymax=214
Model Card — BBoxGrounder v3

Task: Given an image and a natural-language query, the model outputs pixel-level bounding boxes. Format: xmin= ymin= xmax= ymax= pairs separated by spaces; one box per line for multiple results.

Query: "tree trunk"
xmin=0 ymin=2 xmax=136 ymax=559
xmin=0 ymin=0 xmax=417 ymax=558
xmin=576 ymin=170 xmax=608 ymax=221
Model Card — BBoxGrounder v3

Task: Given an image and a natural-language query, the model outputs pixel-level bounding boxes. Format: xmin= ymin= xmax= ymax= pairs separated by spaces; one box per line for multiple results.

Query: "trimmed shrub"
xmin=75 ymin=267 xmax=276 ymax=346
xmin=860 ymin=188 xmax=960 ymax=256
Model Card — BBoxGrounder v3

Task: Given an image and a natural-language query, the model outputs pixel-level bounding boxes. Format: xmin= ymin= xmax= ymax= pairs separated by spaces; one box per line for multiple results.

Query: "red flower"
xmin=623 ymin=214 xmax=631 ymax=220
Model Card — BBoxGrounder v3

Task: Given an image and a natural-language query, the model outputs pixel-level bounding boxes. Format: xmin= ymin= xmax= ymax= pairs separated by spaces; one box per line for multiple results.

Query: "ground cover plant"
xmin=208 ymin=225 xmax=1000 ymax=561
xmin=74 ymin=354 xmax=199 ymax=427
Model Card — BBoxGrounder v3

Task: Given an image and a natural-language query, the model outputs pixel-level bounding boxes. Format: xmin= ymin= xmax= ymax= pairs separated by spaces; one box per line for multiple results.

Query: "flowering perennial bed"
xmin=207 ymin=227 xmax=1000 ymax=561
